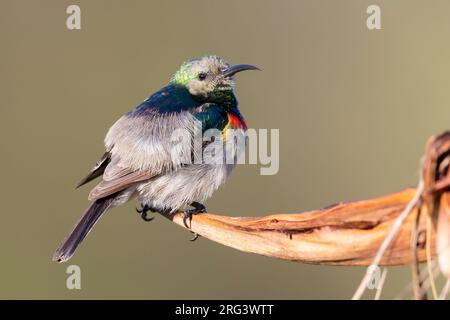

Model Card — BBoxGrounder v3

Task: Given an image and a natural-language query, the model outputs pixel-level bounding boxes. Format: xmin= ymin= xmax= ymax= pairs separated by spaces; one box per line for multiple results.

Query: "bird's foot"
xmin=189 ymin=231 xmax=201 ymax=242
xmin=183 ymin=202 xmax=207 ymax=229
xmin=136 ymin=204 xmax=155 ymax=222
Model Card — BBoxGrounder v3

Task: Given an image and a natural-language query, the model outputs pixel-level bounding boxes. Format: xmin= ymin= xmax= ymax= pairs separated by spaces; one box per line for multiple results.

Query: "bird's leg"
xmin=183 ymin=202 xmax=207 ymax=241
xmin=135 ymin=204 xmax=155 ymax=222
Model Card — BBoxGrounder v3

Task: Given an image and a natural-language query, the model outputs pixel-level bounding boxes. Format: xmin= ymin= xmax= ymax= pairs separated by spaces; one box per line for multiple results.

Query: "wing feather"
xmin=76 ymin=152 xmax=111 ymax=188
xmin=88 ymin=169 xmax=154 ymax=201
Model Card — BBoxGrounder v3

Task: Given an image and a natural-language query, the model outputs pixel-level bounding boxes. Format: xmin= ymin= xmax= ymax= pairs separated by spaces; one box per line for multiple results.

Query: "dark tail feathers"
xmin=53 ymin=197 xmax=114 ymax=263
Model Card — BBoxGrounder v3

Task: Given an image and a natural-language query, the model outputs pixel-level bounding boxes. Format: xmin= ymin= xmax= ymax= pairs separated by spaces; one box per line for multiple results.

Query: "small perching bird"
xmin=53 ymin=55 xmax=260 ymax=262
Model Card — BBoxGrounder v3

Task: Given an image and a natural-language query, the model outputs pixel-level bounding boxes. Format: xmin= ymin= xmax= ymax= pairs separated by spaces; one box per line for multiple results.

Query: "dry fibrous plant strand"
xmin=352 ymin=180 xmax=424 ymax=300
xmin=440 ymin=279 xmax=450 ymax=300
xmin=410 ymin=201 xmax=425 ymax=299
xmin=427 ymin=215 xmax=439 ymax=299
xmin=374 ymin=268 xmax=388 ymax=300
xmin=395 ymin=261 xmax=439 ymax=300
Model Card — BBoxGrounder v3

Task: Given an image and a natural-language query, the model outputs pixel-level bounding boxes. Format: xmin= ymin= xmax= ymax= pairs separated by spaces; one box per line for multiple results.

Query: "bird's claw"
xmin=189 ymin=232 xmax=200 ymax=242
xmin=183 ymin=209 xmax=195 ymax=228
xmin=141 ymin=211 xmax=155 ymax=222
xmin=136 ymin=204 xmax=154 ymax=222
xmin=183 ymin=202 xmax=207 ymax=229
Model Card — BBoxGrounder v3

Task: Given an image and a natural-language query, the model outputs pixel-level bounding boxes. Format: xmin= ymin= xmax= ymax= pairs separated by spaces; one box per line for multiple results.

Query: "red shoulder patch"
xmin=227 ymin=113 xmax=247 ymax=130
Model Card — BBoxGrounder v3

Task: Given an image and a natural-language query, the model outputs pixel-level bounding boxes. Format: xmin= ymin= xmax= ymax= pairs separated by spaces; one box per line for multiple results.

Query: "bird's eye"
xmin=198 ymin=72 xmax=207 ymax=81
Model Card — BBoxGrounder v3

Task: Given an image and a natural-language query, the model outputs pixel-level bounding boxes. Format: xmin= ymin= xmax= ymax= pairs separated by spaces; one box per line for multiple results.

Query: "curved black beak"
xmin=221 ymin=64 xmax=260 ymax=78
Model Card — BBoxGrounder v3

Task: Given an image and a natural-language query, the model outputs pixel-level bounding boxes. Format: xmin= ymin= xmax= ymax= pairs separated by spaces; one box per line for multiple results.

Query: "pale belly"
xmin=136 ymin=163 xmax=234 ymax=212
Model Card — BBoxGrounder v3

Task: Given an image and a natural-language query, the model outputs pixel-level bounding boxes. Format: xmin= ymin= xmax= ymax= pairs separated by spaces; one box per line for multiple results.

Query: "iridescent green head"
xmin=170 ymin=55 xmax=259 ymax=98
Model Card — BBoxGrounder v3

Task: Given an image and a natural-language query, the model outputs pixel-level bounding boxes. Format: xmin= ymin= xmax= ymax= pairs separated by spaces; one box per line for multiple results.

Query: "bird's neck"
xmin=166 ymin=84 xmax=239 ymax=111
xmin=204 ymin=89 xmax=238 ymax=110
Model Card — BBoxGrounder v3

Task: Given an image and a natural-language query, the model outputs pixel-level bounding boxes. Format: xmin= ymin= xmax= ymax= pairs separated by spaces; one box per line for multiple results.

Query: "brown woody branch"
xmin=161 ymin=189 xmax=435 ymax=266
xmin=160 ymin=131 xmax=450 ymax=268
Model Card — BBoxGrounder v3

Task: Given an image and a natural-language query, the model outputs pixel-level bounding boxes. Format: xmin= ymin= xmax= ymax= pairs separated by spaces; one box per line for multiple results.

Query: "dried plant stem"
xmin=410 ymin=204 xmax=425 ymax=299
xmin=439 ymin=279 xmax=450 ymax=300
xmin=161 ymin=188 xmax=434 ymax=267
xmin=395 ymin=261 xmax=439 ymax=299
xmin=374 ymin=268 xmax=388 ymax=300
xmin=426 ymin=215 xmax=439 ymax=299
xmin=352 ymin=180 xmax=424 ymax=300
xmin=418 ymin=261 xmax=440 ymax=298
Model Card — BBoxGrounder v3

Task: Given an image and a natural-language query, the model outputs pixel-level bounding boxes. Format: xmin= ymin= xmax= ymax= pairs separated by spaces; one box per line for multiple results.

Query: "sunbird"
xmin=53 ymin=55 xmax=259 ymax=262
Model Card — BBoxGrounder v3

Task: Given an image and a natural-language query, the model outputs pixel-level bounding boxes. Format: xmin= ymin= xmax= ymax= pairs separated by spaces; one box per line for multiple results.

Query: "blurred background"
xmin=1 ymin=0 xmax=450 ymax=299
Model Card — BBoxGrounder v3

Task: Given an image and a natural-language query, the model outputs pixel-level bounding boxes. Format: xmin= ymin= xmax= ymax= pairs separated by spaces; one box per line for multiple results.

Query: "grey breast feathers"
xmin=88 ymin=110 xmax=197 ymax=201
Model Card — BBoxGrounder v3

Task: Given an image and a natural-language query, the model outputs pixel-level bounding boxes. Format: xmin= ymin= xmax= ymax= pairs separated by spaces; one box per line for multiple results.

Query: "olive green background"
xmin=1 ymin=0 xmax=449 ymax=299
